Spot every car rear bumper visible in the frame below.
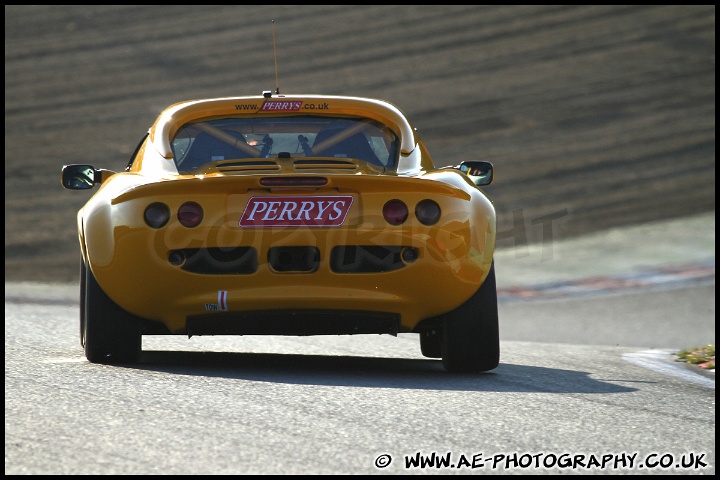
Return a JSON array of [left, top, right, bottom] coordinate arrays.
[[89, 223, 494, 333]]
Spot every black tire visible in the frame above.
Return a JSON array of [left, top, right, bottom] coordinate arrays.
[[83, 263, 142, 364], [79, 260, 86, 348], [419, 329, 442, 358], [441, 262, 500, 373]]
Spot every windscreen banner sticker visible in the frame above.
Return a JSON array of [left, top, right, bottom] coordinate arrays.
[[240, 196, 353, 227], [259, 100, 303, 111], [255, 100, 330, 112]]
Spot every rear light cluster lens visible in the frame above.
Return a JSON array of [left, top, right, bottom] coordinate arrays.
[[415, 200, 441, 226], [382, 199, 441, 226], [144, 203, 170, 229], [383, 200, 409, 225], [260, 176, 328, 186], [143, 202, 204, 228], [178, 202, 203, 228]]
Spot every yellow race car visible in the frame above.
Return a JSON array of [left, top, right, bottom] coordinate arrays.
[[61, 92, 498, 373]]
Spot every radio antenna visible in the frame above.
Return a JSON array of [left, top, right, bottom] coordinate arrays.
[[272, 20, 280, 95]]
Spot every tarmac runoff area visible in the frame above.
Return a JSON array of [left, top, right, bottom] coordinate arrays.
[[493, 210, 715, 387], [494, 211, 715, 303]]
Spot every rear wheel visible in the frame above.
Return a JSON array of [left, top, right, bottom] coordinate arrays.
[[82, 263, 141, 363], [79, 260, 86, 347], [419, 329, 442, 358], [441, 262, 499, 373]]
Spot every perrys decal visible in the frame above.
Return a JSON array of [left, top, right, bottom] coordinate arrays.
[[255, 101, 330, 111], [240, 196, 354, 227], [259, 100, 303, 111], [205, 290, 228, 311]]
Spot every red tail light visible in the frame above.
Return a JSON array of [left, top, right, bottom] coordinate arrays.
[[383, 199, 408, 225], [178, 202, 203, 228]]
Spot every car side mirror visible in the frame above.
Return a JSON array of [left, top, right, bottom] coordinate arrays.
[[458, 161, 493, 186], [61, 164, 97, 190]]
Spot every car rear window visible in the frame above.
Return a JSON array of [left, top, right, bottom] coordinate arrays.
[[171, 116, 399, 172]]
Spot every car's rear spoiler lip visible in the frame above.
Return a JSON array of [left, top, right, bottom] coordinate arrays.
[[110, 173, 471, 205]]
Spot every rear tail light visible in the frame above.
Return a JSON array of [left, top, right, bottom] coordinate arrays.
[[383, 199, 408, 225], [260, 177, 327, 186], [178, 202, 203, 228], [415, 199, 441, 225], [144, 202, 170, 228]]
